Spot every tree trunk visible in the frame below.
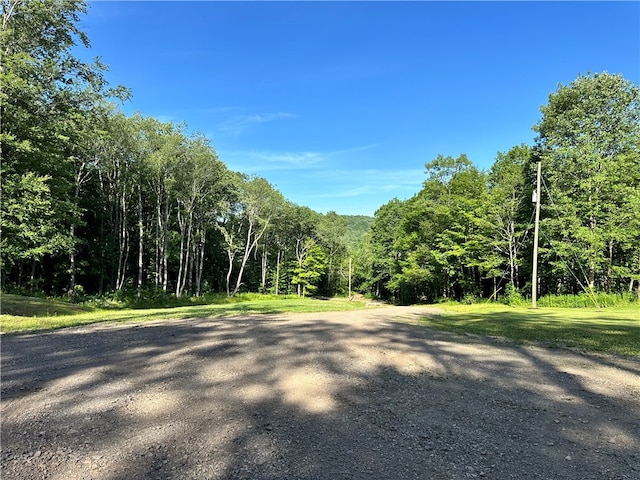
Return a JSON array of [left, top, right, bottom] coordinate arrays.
[[175, 206, 194, 298], [69, 224, 77, 303], [116, 188, 129, 291], [176, 208, 186, 297], [195, 229, 205, 297], [70, 161, 89, 302], [328, 256, 333, 294], [137, 186, 144, 301], [509, 238, 516, 287], [295, 238, 305, 297], [232, 219, 270, 297], [187, 237, 195, 296], [232, 222, 254, 297], [98, 171, 106, 295], [162, 199, 169, 294], [260, 243, 268, 293], [185, 210, 193, 294], [155, 189, 161, 290], [226, 248, 234, 297], [275, 249, 282, 295], [29, 260, 37, 289], [607, 239, 614, 291], [493, 275, 497, 301], [637, 252, 640, 301]]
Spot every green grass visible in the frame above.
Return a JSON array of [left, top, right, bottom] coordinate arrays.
[[0, 293, 366, 334], [0, 293, 95, 317], [419, 303, 640, 356], [4, 293, 638, 356]]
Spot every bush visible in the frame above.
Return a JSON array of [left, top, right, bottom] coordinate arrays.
[[503, 284, 525, 306], [462, 293, 479, 305]]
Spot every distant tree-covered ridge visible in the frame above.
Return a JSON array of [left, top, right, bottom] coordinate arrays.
[[341, 215, 374, 252]]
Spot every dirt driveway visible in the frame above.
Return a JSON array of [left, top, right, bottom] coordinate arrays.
[[2, 306, 639, 479]]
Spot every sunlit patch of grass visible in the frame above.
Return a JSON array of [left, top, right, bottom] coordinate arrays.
[[418, 304, 640, 356], [0, 294, 366, 334]]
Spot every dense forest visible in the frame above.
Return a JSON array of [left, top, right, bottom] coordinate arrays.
[[2, 1, 639, 304]]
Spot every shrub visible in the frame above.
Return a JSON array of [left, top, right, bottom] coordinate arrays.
[[503, 284, 525, 306]]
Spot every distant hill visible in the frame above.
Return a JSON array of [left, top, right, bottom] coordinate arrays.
[[341, 215, 374, 251]]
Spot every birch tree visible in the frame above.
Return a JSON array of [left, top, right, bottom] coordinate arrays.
[[230, 177, 284, 296], [534, 72, 640, 293], [486, 145, 531, 291]]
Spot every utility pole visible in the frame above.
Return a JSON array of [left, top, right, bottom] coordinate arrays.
[[531, 159, 542, 309], [348, 257, 352, 300]]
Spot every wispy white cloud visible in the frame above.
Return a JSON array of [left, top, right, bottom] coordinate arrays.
[[220, 149, 324, 171], [251, 150, 325, 167], [220, 144, 381, 171], [305, 168, 425, 199], [218, 112, 296, 138], [197, 106, 243, 115], [150, 113, 176, 124], [218, 145, 426, 215], [282, 167, 425, 216]]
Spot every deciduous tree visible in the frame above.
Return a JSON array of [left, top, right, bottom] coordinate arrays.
[[534, 72, 640, 293]]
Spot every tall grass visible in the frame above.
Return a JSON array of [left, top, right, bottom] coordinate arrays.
[[536, 292, 637, 308], [502, 290, 638, 308]]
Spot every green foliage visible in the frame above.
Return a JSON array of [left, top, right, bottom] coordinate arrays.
[[388, 154, 489, 302], [0, 172, 68, 269], [341, 215, 374, 252], [366, 198, 406, 299], [503, 284, 526, 306], [534, 72, 640, 293], [316, 212, 348, 294], [291, 239, 328, 296], [358, 72, 640, 305], [485, 145, 531, 290], [2, 0, 638, 310], [1, 0, 127, 296]]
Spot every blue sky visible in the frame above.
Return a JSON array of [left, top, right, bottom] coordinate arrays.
[[79, 1, 640, 216]]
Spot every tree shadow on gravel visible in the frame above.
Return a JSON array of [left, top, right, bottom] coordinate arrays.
[[1, 311, 639, 480]]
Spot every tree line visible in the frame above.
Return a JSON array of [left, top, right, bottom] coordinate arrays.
[[355, 73, 640, 304], [1, 0, 355, 301], [2, 2, 639, 304]]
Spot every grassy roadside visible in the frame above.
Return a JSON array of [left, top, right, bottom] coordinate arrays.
[[0, 293, 367, 334], [419, 303, 640, 356], [3, 294, 638, 356]]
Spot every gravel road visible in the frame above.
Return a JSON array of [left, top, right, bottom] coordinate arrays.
[[1, 305, 639, 480]]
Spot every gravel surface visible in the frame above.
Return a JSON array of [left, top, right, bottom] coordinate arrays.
[[1, 305, 639, 480]]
